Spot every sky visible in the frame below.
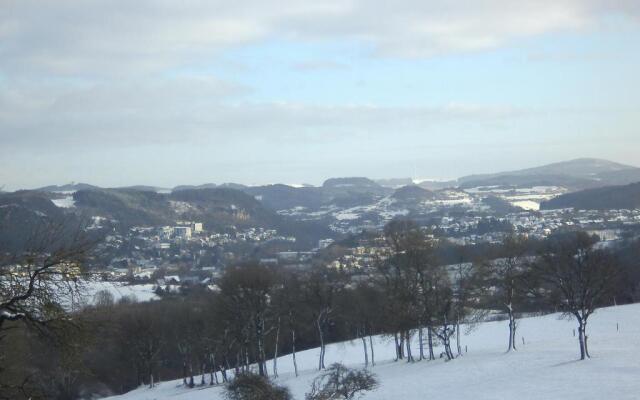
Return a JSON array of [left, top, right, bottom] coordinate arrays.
[[1, 0, 640, 190]]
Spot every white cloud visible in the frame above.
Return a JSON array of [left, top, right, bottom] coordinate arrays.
[[1, 0, 638, 77], [0, 76, 525, 152]]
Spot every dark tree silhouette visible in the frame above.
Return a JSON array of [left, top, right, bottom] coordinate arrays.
[[533, 232, 620, 360]]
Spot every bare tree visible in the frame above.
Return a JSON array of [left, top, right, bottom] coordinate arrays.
[[533, 232, 620, 360], [477, 234, 530, 352], [0, 222, 94, 334], [218, 263, 277, 377], [0, 222, 96, 396], [271, 271, 306, 377], [303, 266, 340, 371], [306, 363, 378, 400], [378, 220, 424, 363], [118, 302, 165, 387]]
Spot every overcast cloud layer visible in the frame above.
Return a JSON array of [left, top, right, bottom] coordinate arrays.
[[1, 0, 639, 189]]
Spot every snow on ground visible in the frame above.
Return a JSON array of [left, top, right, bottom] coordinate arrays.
[[85, 282, 160, 303], [52, 195, 76, 208], [104, 303, 640, 400], [511, 200, 541, 211], [334, 211, 361, 221], [465, 186, 564, 195]]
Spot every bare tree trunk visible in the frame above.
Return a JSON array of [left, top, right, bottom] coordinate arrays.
[[257, 318, 266, 377], [188, 364, 194, 388], [577, 315, 589, 360], [291, 329, 299, 377], [182, 359, 188, 385], [244, 346, 250, 372], [273, 317, 280, 378], [507, 304, 517, 352], [427, 327, 435, 360], [456, 316, 462, 357], [583, 316, 590, 358], [578, 322, 586, 360], [221, 358, 228, 383], [405, 330, 414, 362], [361, 334, 369, 367], [394, 333, 400, 361], [369, 335, 375, 367], [418, 326, 425, 361], [210, 354, 217, 385], [585, 332, 590, 358], [439, 319, 454, 361], [317, 314, 326, 370]]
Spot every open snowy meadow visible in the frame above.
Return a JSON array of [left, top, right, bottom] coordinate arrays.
[[105, 303, 640, 400]]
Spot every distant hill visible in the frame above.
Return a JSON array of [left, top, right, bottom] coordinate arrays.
[[0, 191, 72, 251], [481, 196, 523, 214], [459, 158, 640, 190], [172, 183, 248, 192], [168, 188, 332, 246], [116, 185, 170, 192], [173, 183, 218, 191], [36, 182, 101, 192], [244, 184, 324, 210], [0, 187, 335, 251], [392, 185, 436, 203], [245, 178, 392, 210], [416, 180, 458, 191], [321, 177, 391, 208], [375, 178, 456, 191], [71, 187, 333, 246], [168, 188, 277, 228], [73, 189, 174, 227], [375, 177, 414, 189], [540, 182, 640, 210]]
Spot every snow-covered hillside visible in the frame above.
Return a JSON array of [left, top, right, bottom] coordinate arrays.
[[105, 303, 640, 400]]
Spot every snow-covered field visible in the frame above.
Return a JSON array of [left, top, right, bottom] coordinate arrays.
[[104, 303, 640, 400], [83, 282, 160, 304], [52, 195, 76, 208]]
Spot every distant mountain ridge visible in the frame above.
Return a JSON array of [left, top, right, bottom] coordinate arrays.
[[36, 182, 101, 192], [5, 157, 640, 251], [245, 177, 392, 210], [458, 158, 640, 190], [28, 158, 640, 195]]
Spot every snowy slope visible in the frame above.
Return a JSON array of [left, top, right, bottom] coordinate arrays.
[[104, 303, 640, 400]]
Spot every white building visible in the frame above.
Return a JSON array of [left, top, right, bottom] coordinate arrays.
[[318, 238, 335, 249], [192, 222, 204, 233]]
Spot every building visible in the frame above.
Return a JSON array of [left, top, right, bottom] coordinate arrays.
[[174, 226, 192, 239], [191, 222, 204, 233], [318, 238, 335, 249]]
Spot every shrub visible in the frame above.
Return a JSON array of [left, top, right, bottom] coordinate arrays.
[[224, 372, 292, 400], [305, 363, 378, 400]]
